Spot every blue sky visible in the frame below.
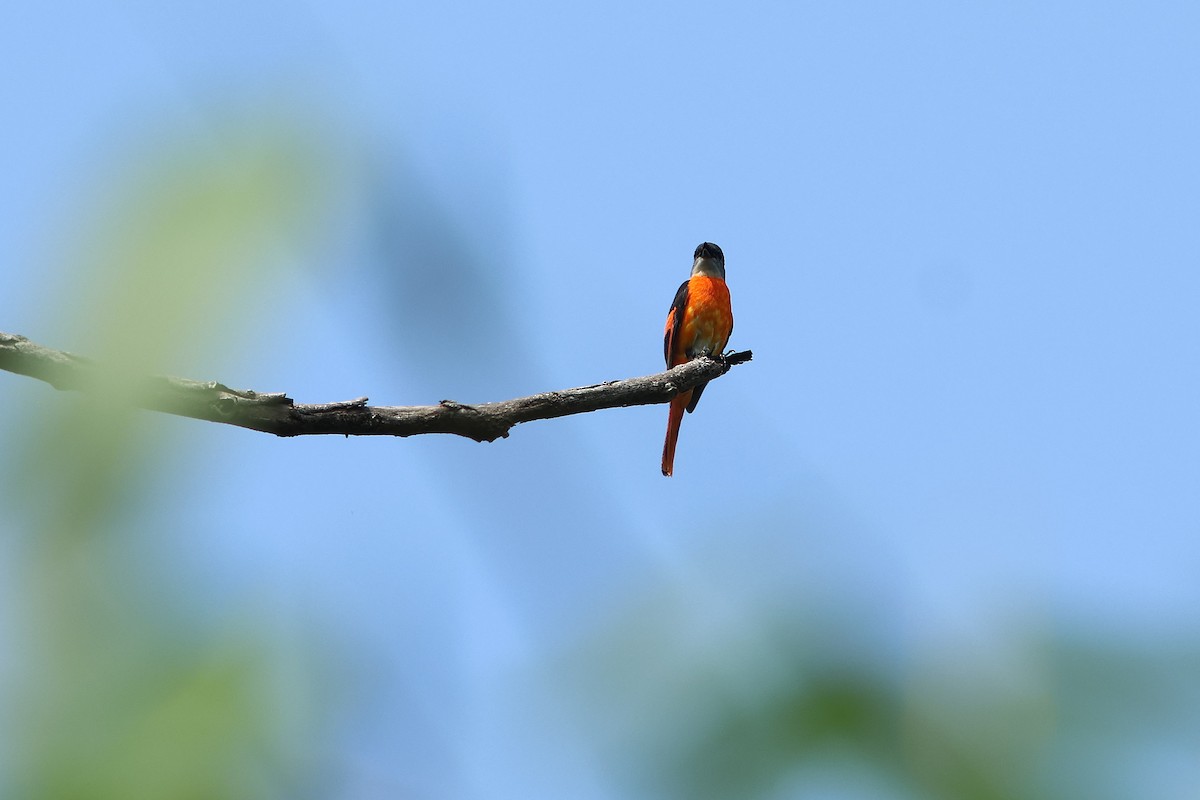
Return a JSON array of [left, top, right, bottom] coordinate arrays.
[[3, 1, 1199, 797]]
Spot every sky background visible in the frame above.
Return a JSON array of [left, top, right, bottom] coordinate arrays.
[[2, 2, 1199, 798]]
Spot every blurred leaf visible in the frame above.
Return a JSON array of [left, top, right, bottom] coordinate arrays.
[[74, 115, 329, 373], [12, 112, 329, 538], [361, 158, 530, 397], [558, 574, 1200, 800], [3, 111, 335, 799]]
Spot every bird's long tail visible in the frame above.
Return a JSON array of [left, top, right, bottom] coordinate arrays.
[[661, 391, 691, 477]]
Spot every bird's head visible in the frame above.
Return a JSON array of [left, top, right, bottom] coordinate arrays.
[[691, 242, 726, 279]]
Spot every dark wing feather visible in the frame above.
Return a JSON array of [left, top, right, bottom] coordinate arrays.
[[663, 279, 690, 367]]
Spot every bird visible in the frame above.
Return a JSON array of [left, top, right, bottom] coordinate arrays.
[[661, 242, 734, 476]]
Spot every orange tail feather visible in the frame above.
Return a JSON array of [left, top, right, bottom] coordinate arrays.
[[661, 392, 690, 477]]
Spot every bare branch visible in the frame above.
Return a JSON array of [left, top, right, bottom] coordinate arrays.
[[0, 332, 752, 442]]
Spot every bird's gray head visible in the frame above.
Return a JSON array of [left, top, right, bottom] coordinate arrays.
[[692, 242, 726, 279], [691, 242, 724, 280]]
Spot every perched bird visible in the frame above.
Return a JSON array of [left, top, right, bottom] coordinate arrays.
[[661, 242, 734, 476]]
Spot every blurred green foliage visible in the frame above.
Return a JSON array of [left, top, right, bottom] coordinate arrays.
[[3, 114, 332, 800], [559, 571, 1200, 800]]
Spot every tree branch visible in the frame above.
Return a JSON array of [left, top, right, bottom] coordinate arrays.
[[0, 332, 752, 442]]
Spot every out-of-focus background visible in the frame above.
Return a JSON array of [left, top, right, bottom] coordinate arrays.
[[2, 2, 1199, 798]]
